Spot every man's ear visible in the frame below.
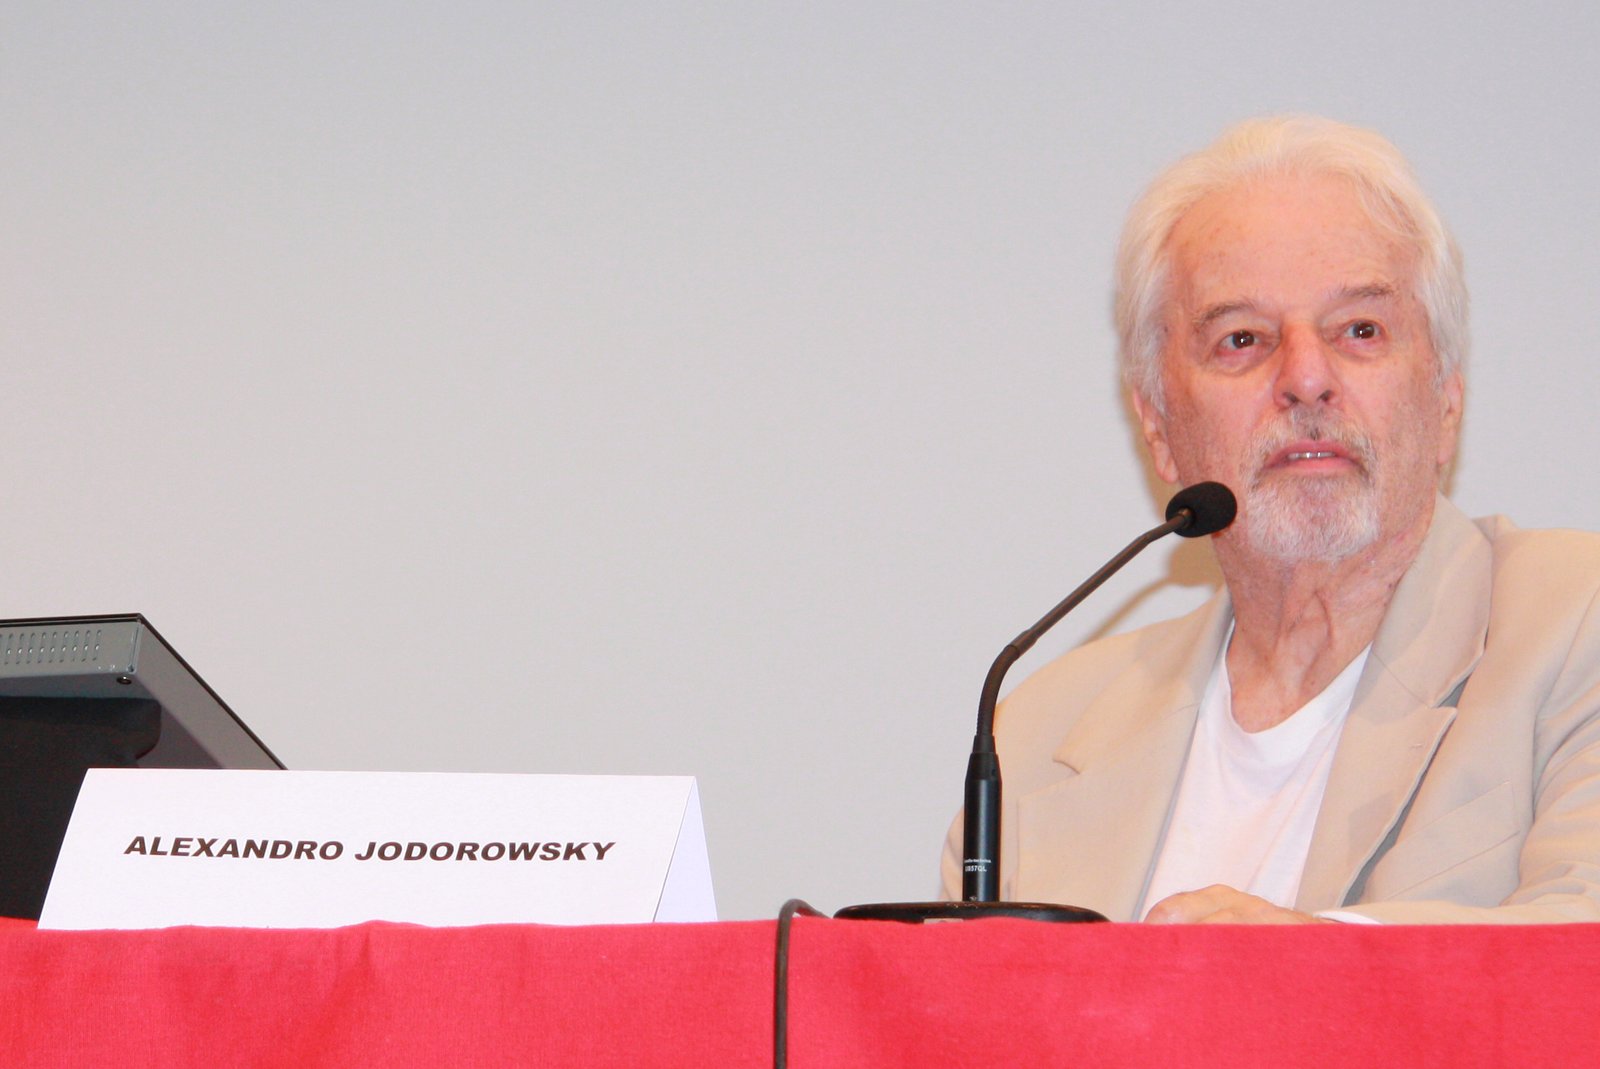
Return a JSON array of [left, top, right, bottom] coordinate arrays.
[[1436, 368, 1465, 469], [1130, 388, 1180, 485]]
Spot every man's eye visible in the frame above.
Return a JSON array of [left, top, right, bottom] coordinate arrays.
[[1222, 330, 1257, 350], [1346, 320, 1380, 340]]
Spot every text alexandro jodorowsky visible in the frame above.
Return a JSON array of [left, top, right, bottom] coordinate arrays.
[[121, 836, 616, 862]]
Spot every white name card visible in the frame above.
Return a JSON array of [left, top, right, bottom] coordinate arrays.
[[38, 769, 715, 930]]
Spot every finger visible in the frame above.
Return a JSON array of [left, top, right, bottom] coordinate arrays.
[[1143, 890, 1220, 924]]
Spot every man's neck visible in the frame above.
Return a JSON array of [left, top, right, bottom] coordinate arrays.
[[1216, 501, 1435, 732]]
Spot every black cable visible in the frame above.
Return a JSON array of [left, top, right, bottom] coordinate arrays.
[[774, 898, 823, 1069]]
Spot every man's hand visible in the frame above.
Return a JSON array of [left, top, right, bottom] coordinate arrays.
[[1142, 884, 1331, 925]]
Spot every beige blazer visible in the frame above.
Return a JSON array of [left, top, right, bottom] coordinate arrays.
[[942, 497, 1600, 923]]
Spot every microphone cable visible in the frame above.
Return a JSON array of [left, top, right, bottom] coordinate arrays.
[[774, 898, 824, 1069]]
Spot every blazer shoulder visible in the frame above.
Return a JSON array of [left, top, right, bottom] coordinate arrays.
[[1479, 517, 1600, 616]]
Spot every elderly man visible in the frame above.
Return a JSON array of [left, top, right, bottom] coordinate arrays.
[[942, 116, 1600, 924]]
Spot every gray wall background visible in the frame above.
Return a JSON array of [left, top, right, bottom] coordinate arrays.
[[5, 3, 1597, 920]]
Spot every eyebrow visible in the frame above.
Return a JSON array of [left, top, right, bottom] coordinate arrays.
[[1191, 300, 1256, 334], [1189, 282, 1401, 334], [1334, 282, 1399, 305]]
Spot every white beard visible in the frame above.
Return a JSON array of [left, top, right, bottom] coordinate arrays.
[[1242, 414, 1381, 563]]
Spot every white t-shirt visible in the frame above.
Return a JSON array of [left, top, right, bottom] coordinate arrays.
[[1139, 640, 1370, 919]]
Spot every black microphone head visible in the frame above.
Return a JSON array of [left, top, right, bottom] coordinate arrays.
[[1165, 481, 1237, 538]]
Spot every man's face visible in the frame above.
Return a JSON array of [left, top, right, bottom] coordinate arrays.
[[1133, 173, 1464, 563]]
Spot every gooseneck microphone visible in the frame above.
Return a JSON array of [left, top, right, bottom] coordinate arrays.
[[1165, 480, 1238, 538], [963, 480, 1236, 903], [836, 481, 1237, 923]]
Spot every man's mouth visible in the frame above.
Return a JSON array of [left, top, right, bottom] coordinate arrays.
[[1248, 413, 1378, 487]]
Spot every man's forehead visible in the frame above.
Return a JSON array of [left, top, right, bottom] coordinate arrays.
[[1163, 175, 1420, 316], [1170, 170, 1370, 236]]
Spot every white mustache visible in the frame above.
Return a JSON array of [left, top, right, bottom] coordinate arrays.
[[1248, 414, 1376, 488]]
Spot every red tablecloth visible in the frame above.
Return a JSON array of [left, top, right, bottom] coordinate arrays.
[[4, 914, 1596, 1066]]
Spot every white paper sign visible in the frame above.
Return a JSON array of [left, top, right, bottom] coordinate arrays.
[[38, 769, 715, 930]]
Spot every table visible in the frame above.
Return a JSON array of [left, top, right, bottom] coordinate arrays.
[[4, 914, 1595, 1066]]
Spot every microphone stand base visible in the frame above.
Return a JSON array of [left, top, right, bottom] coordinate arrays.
[[833, 900, 1107, 923]]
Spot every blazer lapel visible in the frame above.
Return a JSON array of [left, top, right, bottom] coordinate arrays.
[[1296, 497, 1492, 911], [1015, 594, 1232, 920]]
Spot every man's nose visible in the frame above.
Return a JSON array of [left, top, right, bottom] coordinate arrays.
[[1273, 324, 1338, 409]]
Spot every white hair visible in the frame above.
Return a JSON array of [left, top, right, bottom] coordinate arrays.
[[1114, 116, 1468, 410]]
